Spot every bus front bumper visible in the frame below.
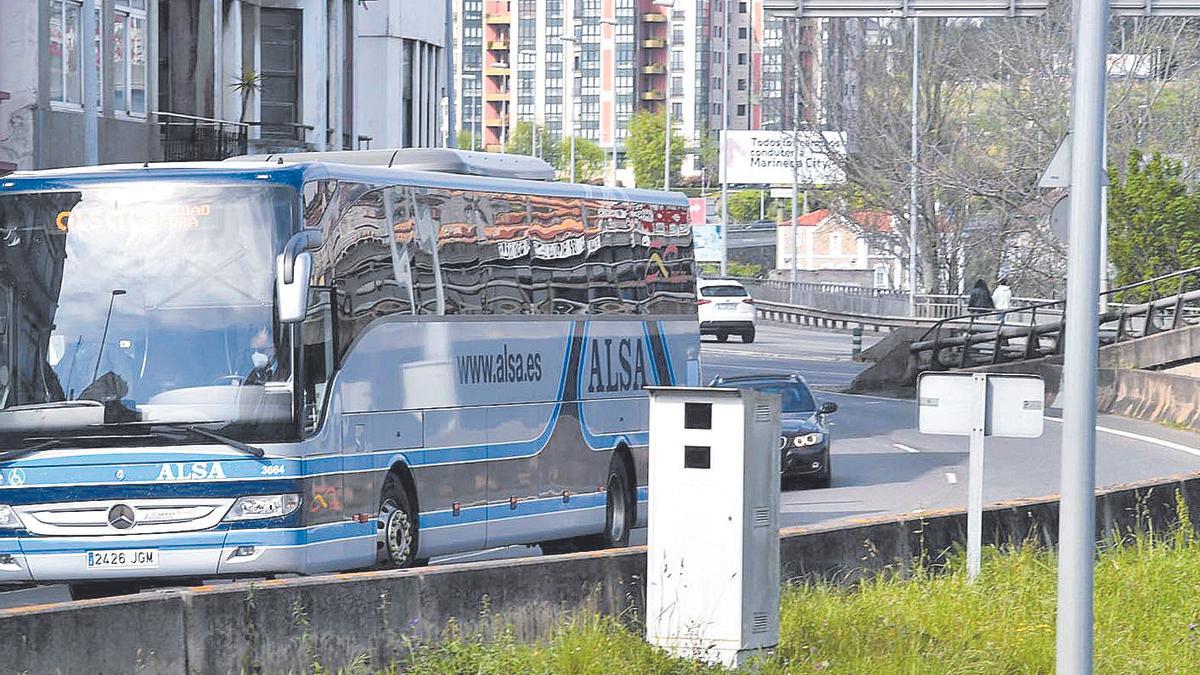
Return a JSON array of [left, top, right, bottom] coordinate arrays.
[[0, 529, 314, 584]]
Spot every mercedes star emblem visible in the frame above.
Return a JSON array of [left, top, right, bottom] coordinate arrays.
[[107, 504, 136, 530]]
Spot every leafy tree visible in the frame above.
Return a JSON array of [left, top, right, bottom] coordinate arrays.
[[626, 110, 686, 189], [558, 136, 605, 184], [507, 121, 560, 167], [1107, 150, 1200, 290], [728, 189, 767, 223], [456, 130, 482, 151]]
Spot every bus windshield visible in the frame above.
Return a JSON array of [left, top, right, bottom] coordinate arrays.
[[0, 183, 296, 443]]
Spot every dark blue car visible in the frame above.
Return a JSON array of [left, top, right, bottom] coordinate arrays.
[[709, 373, 837, 489]]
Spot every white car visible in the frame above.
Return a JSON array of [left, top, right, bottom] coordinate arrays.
[[697, 278, 756, 343]]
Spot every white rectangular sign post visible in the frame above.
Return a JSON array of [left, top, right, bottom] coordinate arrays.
[[918, 372, 1045, 580], [693, 223, 725, 263], [719, 130, 847, 185]]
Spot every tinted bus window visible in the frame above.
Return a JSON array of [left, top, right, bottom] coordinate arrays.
[[424, 188, 486, 315], [401, 187, 445, 315], [323, 190, 410, 356], [529, 194, 588, 315], [583, 199, 626, 315], [482, 193, 531, 315]]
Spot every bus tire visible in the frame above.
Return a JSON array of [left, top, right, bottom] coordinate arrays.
[[378, 473, 419, 569], [600, 453, 635, 548]]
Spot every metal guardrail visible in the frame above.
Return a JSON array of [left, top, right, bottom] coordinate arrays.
[[754, 299, 941, 333], [736, 278, 1053, 320], [910, 266, 1200, 370], [156, 111, 249, 161]]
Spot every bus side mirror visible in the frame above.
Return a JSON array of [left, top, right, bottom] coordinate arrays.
[[277, 229, 321, 323], [276, 251, 313, 323]]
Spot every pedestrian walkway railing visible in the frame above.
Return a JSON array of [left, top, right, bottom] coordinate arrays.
[[909, 266, 1200, 370], [735, 278, 1053, 320]]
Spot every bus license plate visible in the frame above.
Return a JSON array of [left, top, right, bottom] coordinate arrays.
[[86, 549, 158, 570]]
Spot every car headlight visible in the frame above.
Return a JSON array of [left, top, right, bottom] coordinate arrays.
[[0, 505, 23, 529], [224, 494, 301, 521], [793, 432, 825, 448]]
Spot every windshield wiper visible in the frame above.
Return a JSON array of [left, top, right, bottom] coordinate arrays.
[[0, 439, 64, 463], [155, 424, 266, 459]]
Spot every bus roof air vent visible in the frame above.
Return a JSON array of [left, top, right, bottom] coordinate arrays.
[[226, 148, 556, 181]]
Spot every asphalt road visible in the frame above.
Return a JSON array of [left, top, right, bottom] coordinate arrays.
[[4, 324, 1199, 608], [703, 325, 1200, 529]]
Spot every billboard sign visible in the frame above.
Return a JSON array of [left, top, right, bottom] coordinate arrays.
[[693, 224, 724, 263], [687, 198, 708, 225], [720, 130, 847, 186]]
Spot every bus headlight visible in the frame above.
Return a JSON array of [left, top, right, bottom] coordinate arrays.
[[0, 505, 23, 529], [224, 494, 301, 521], [793, 433, 825, 448]]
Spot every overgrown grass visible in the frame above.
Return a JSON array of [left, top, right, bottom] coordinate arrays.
[[381, 513, 1200, 673]]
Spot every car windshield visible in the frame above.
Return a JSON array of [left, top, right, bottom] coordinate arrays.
[[747, 382, 816, 414], [0, 183, 297, 443], [701, 285, 747, 297]]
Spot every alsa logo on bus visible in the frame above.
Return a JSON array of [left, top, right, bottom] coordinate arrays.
[[587, 338, 649, 393], [156, 462, 227, 482]]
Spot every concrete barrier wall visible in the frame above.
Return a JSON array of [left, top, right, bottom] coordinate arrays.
[[5, 472, 1200, 674]]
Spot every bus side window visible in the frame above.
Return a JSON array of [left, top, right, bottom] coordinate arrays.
[[408, 189, 446, 315], [482, 193, 530, 315], [329, 190, 412, 357]]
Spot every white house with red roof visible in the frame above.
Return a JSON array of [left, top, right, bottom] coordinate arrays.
[[776, 209, 905, 289]]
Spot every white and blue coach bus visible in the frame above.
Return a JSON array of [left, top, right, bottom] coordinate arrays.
[[0, 149, 698, 598]]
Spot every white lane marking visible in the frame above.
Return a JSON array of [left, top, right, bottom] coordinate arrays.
[[894, 443, 920, 454], [702, 348, 843, 362], [945, 472, 959, 484], [1043, 416, 1200, 458], [709, 363, 849, 377]]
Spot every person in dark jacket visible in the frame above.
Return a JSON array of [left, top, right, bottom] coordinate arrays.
[[967, 278, 994, 314]]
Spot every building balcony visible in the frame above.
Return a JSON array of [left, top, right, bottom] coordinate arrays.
[[485, 143, 504, 153], [487, 40, 510, 50], [485, 65, 512, 77], [642, 38, 667, 49], [484, 14, 511, 24], [641, 90, 666, 102], [642, 12, 667, 22], [485, 116, 510, 127], [484, 90, 511, 102], [641, 63, 667, 75]]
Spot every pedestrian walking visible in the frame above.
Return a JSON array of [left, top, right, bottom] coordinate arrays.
[[967, 278, 994, 315], [992, 277, 1012, 311]]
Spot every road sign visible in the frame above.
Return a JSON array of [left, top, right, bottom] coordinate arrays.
[[918, 372, 1045, 438], [917, 372, 1045, 582]]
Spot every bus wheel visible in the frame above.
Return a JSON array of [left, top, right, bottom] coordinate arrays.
[[600, 455, 634, 548], [378, 474, 418, 568]]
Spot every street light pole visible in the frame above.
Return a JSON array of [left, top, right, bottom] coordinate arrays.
[[601, 17, 619, 187], [790, 18, 801, 285], [655, 0, 675, 190], [1056, 0, 1108, 671], [561, 35, 579, 182], [908, 17, 920, 315], [719, 0, 730, 277]]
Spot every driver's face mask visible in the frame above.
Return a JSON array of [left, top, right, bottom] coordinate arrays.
[[251, 351, 270, 369]]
